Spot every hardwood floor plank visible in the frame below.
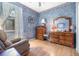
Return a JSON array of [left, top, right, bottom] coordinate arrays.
[[28, 39, 79, 56]]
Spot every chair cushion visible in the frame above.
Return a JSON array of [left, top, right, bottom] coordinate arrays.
[[11, 38, 21, 43], [0, 40, 6, 49], [0, 30, 7, 42], [0, 45, 4, 52], [4, 40, 12, 47], [9, 40, 29, 55]]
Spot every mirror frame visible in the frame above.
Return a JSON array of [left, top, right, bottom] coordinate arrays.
[[53, 16, 72, 32]]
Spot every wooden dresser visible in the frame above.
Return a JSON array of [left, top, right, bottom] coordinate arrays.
[[36, 26, 46, 40], [49, 32, 74, 48]]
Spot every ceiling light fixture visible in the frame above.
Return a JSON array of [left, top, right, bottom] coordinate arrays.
[[39, 2, 41, 7]]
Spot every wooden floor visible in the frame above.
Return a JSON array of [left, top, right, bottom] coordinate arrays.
[[28, 39, 79, 56]]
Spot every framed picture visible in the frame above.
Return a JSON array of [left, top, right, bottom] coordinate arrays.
[[28, 16, 34, 24]]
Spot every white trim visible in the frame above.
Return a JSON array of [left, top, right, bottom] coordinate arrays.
[[76, 2, 79, 53], [14, 6, 24, 39], [4, 30, 15, 32], [19, 8, 24, 39]]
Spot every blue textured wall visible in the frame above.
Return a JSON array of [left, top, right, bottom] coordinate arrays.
[[11, 2, 39, 39], [11, 2, 76, 39], [39, 2, 76, 33], [0, 2, 2, 16]]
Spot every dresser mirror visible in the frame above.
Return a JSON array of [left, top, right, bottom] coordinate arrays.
[[53, 16, 72, 32], [49, 16, 74, 48]]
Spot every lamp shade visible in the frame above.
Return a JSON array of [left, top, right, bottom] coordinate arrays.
[[41, 18, 46, 24]]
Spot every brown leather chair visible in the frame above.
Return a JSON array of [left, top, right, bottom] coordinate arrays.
[[0, 30, 30, 56]]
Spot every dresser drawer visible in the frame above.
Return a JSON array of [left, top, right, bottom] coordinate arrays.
[[49, 32, 74, 48], [59, 40, 65, 45], [37, 36, 43, 40], [64, 36, 73, 41], [49, 39, 59, 44], [64, 42, 73, 47], [36, 26, 46, 40]]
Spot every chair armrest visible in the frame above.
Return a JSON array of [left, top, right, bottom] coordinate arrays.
[[9, 40, 29, 48], [8, 39, 30, 55], [11, 38, 21, 44], [0, 46, 4, 52]]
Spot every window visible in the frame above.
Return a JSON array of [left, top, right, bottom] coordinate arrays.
[[4, 17, 15, 30]]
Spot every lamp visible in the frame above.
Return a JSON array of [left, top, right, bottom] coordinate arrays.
[[70, 25, 73, 32], [41, 18, 46, 23], [41, 18, 46, 26], [38, 2, 42, 7]]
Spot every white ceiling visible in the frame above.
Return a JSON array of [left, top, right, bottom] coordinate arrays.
[[20, 2, 66, 12]]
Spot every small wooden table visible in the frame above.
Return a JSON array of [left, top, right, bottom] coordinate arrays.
[[0, 48, 20, 56]]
